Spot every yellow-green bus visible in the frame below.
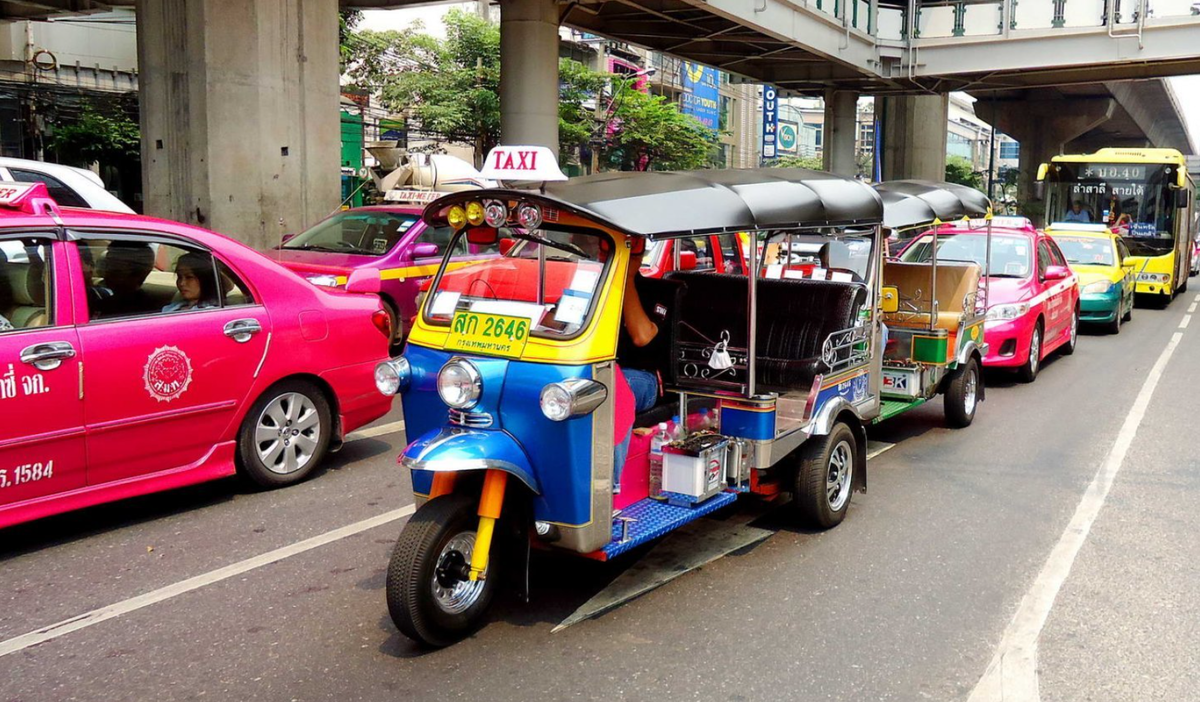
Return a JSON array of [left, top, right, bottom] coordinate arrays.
[[1039, 148, 1195, 304]]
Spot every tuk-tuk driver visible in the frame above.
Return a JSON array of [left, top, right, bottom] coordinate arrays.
[[613, 241, 661, 494]]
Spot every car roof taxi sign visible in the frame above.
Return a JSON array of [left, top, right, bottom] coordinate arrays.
[[0, 180, 60, 217], [479, 145, 566, 182]]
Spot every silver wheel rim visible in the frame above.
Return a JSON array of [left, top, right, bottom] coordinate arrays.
[[963, 368, 978, 415], [1070, 312, 1078, 346], [1029, 329, 1041, 374], [826, 440, 853, 512], [432, 532, 486, 614], [254, 392, 321, 475]]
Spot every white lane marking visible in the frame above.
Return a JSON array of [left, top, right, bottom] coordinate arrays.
[[0, 504, 417, 659], [347, 419, 406, 441], [1194, 293, 1200, 303], [866, 441, 896, 460], [968, 329, 1185, 702], [1187, 302, 1197, 314], [1180, 315, 1191, 330]]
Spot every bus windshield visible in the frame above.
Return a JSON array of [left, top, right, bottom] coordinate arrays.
[[1045, 162, 1180, 256]]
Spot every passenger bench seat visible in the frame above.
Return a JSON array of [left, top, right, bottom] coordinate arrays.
[[882, 261, 981, 332]]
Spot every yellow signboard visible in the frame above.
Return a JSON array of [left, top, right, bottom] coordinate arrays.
[[444, 311, 530, 359]]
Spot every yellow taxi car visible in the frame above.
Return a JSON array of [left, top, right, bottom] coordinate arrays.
[[1048, 225, 1136, 334]]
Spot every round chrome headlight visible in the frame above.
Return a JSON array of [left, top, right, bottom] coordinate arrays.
[[437, 358, 482, 409], [375, 357, 410, 396], [539, 378, 607, 422]]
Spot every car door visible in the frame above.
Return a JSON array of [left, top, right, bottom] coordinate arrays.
[[1043, 237, 1074, 341], [72, 232, 272, 486], [0, 234, 86, 512]]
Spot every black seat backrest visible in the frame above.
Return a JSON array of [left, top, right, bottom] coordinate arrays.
[[667, 271, 867, 389], [617, 274, 687, 385]]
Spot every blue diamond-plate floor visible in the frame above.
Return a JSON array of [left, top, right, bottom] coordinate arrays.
[[603, 491, 738, 559]]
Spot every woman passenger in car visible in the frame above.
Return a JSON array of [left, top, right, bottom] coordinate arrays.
[[162, 252, 220, 312]]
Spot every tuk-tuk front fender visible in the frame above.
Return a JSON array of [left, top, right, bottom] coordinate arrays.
[[401, 426, 540, 495]]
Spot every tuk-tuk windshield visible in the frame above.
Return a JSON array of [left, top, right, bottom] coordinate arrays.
[[282, 211, 419, 256], [424, 227, 612, 339], [900, 231, 1029, 278]]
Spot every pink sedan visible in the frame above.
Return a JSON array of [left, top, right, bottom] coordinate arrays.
[[0, 183, 402, 529], [897, 221, 1080, 382]]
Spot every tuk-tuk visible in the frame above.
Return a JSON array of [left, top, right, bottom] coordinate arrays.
[[874, 181, 992, 427], [386, 148, 891, 646]]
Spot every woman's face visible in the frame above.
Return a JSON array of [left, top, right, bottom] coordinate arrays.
[[176, 265, 201, 301]]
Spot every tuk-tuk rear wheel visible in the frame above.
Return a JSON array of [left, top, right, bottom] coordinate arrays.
[[387, 493, 499, 648], [793, 422, 857, 530], [944, 358, 980, 428]]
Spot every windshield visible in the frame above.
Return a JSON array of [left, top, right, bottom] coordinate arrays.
[[1045, 162, 1180, 256], [900, 232, 1029, 278], [762, 231, 874, 282], [1053, 236, 1114, 267], [283, 211, 418, 256], [424, 227, 611, 339]]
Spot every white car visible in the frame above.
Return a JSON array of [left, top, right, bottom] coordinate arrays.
[[0, 157, 133, 213]]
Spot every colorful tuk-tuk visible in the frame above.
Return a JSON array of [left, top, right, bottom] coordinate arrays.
[[874, 181, 992, 427], [386, 149, 891, 646]]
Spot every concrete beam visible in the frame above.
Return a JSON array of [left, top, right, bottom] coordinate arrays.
[[823, 88, 858, 177], [138, 0, 340, 249], [499, 0, 559, 154], [878, 94, 949, 182]]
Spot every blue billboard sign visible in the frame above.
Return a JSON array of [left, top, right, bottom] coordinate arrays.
[[680, 62, 720, 131], [761, 85, 778, 160]]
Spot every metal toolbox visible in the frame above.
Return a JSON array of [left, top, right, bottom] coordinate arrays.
[[662, 432, 729, 501]]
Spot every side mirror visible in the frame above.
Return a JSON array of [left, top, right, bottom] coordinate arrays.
[[498, 238, 516, 256], [1122, 260, 1137, 269], [280, 233, 297, 244], [678, 251, 697, 270], [880, 286, 899, 313], [1034, 181, 1045, 200], [1176, 188, 1190, 209], [1044, 264, 1070, 281], [466, 226, 498, 247], [345, 268, 382, 294], [411, 242, 440, 259]]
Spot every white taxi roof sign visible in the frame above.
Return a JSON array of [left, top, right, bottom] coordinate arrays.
[[479, 145, 566, 182], [0, 181, 42, 207]]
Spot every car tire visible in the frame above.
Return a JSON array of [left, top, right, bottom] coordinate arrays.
[[1016, 322, 1042, 384], [237, 379, 333, 489], [1061, 308, 1078, 355], [381, 298, 402, 353], [1106, 305, 1122, 335], [387, 493, 500, 648], [793, 422, 857, 530], [944, 357, 981, 428], [1179, 278, 1189, 294], [1122, 297, 1133, 322]]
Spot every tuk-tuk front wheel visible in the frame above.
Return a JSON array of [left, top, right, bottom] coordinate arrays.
[[944, 358, 981, 428], [793, 422, 857, 529], [387, 493, 499, 647]]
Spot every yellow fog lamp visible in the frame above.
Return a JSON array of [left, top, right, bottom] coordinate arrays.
[[466, 201, 486, 226], [447, 205, 467, 230]]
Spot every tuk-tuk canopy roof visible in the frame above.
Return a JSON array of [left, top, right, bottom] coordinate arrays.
[[424, 168, 883, 239], [873, 180, 991, 231]]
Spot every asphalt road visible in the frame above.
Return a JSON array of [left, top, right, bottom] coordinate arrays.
[[2, 291, 1197, 702]]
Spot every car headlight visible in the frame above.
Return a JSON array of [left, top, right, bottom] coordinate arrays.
[[437, 358, 482, 409], [1082, 280, 1111, 294], [306, 274, 341, 288], [986, 302, 1030, 321], [375, 357, 410, 396], [539, 378, 608, 421]]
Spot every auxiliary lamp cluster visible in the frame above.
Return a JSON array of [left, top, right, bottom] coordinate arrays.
[[445, 200, 544, 231]]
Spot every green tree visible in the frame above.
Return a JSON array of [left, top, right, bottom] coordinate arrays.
[[338, 9, 364, 72], [600, 86, 713, 171], [945, 155, 982, 189], [770, 153, 823, 170], [46, 104, 140, 168]]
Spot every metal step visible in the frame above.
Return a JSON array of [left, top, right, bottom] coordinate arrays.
[[874, 397, 926, 423], [602, 491, 739, 560]]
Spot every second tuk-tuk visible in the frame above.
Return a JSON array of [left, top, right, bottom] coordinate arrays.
[[873, 181, 993, 427], [386, 152, 909, 646]]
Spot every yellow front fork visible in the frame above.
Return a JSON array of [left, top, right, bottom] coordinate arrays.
[[469, 469, 508, 581]]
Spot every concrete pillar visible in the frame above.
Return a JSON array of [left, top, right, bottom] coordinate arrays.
[[137, 0, 339, 250], [823, 89, 859, 177], [981, 97, 1115, 224], [499, 0, 560, 156], [878, 94, 950, 182]]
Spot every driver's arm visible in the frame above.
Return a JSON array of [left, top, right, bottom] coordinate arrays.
[[622, 252, 659, 348]]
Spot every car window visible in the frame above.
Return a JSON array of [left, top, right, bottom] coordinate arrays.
[[78, 238, 225, 321], [1036, 240, 1052, 280], [282, 211, 418, 256], [7, 168, 90, 209], [1046, 239, 1068, 267], [1116, 239, 1130, 263], [0, 237, 54, 332], [413, 225, 461, 259], [718, 234, 744, 274], [217, 260, 255, 307], [678, 237, 715, 271]]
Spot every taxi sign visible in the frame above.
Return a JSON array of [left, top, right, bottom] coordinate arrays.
[[479, 145, 566, 182], [0, 180, 58, 216], [444, 311, 530, 359], [384, 189, 442, 204]]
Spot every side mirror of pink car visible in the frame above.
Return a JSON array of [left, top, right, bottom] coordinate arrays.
[[345, 268, 382, 294], [1044, 264, 1071, 281]]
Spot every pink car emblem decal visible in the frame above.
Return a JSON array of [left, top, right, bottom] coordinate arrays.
[[144, 345, 193, 402]]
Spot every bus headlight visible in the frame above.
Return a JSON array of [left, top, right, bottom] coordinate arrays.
[[437, 358, 482, 409], [375, 357, 410, 396], [539, 378, 608, 421], [1081, 280, 1111, 294]]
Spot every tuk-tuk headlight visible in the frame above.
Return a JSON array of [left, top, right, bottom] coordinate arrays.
[[539, 378, 608, 422], [375, 357, 410, 396], [466, 201, 486, 226], [437, 358, 482, 409], [484, 202, 508, 227]]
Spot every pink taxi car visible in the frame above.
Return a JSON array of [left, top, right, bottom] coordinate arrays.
[[0, 183, 403, 529], [898, 220, 1080, 382]]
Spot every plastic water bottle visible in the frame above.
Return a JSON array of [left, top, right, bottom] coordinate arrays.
[[697, 407, 713, 431], [649, 423, 668, 498], [671, 415, 684, 440]]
